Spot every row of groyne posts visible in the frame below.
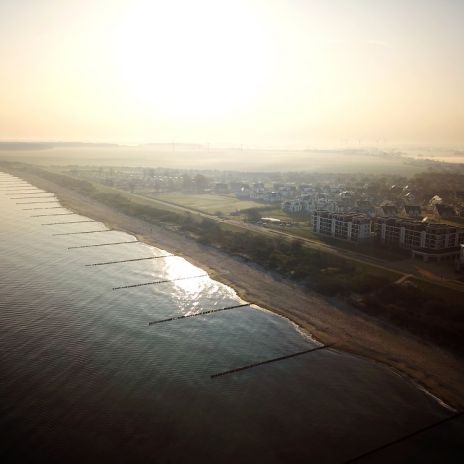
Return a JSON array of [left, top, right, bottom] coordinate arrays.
[[1, 172, 462, 462]]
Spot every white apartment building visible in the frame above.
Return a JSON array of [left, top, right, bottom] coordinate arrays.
[[373, 217, 464, 261], [282, 199, 304, 213], [313, 211, 371, 242]]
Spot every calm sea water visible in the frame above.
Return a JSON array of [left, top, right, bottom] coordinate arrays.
[[0, 172, 463, 463]]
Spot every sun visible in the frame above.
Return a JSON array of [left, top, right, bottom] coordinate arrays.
[[112, 0, 270, 119]]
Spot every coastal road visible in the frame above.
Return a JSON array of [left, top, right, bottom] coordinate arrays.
[[141, 193, 464, 294]]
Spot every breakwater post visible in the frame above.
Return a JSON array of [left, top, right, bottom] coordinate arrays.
[[148, 303, 250, 325], [211, 344, 334, 379], [113, 274, 207, 290]]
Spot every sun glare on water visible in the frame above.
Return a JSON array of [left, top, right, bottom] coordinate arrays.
[[162, 256, 209, 297], [112, 0, 270, 118]]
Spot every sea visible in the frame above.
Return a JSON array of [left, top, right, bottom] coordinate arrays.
[[0, 172, 463, 463]]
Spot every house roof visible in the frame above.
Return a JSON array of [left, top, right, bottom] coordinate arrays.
[[435, 203, 456, 216]]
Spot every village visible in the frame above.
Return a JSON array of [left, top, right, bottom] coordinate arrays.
[[66, 166, 464, 270]]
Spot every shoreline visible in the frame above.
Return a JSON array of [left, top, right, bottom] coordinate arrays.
[[8, 170, 464, 410]]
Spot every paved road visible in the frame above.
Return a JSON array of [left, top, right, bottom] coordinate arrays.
[[128, 193, 464, 294]]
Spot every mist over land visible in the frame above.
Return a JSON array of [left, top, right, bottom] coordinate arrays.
[[1, 141, 462, 174]]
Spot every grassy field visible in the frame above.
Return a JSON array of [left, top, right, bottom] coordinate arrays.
[[150, 192, 269, 215], [146, 191, 310, 224], [259, 207, 308, 223]]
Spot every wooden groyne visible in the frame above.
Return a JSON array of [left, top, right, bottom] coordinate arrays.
[[53, 229, 114, 236], [10, 195, 54, 199], [0, 184, 29, 187], [2, 191, 40, 194], [23, 207, 64, 211], [113, 274, 208, 290], [0, 181, 28, 184], [31, 213, 75, 217], [85, 255, 173, 267], [148, 303, 250, 326], [211, 344, 333, 379], [17, 201, 59, 204], [345, 412, 463, 463], [1, 189, 41, 192], [68, 241, 139, 249], [7, 191, 48, 194], [42, 220, 95, 226], [4, 188, 43, 191]]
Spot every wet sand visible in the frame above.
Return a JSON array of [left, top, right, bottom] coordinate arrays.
[[10, 171, 464, 410]]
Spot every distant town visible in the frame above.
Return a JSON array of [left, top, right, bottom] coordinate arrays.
[[65, 165, 464, 272]]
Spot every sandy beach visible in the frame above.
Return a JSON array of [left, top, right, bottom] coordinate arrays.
[[10, 171, 464, 410]]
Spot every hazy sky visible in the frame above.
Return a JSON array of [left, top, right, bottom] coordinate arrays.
[[1, 0, 463, 146]]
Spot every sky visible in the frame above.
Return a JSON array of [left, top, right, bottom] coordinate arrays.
[[1, 0, 463, 147]]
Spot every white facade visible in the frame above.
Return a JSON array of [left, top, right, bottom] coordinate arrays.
[[313, 211, 371, 242], [374, 218, 464, 250]]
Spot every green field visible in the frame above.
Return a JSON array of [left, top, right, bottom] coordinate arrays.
[[151, 192, 266, 215]]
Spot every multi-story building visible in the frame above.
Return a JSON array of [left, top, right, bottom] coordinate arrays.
[[313, 211, 371, 242], [373, 217, 464, 261], [263, 191, 282, 203], [282, 199, 304, 213]]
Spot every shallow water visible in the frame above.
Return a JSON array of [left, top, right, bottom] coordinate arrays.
[[0, 172, 462, 463]]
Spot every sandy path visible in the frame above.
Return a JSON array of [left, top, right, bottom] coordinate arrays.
[[9, 171, 464, 410]]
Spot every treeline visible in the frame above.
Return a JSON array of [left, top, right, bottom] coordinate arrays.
[[182, 216, 391, 295], [411, 172, 464, 201]]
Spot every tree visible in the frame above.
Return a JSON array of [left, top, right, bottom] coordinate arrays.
[[194, 174, 210, 192], [243, 208, 261, 222]]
